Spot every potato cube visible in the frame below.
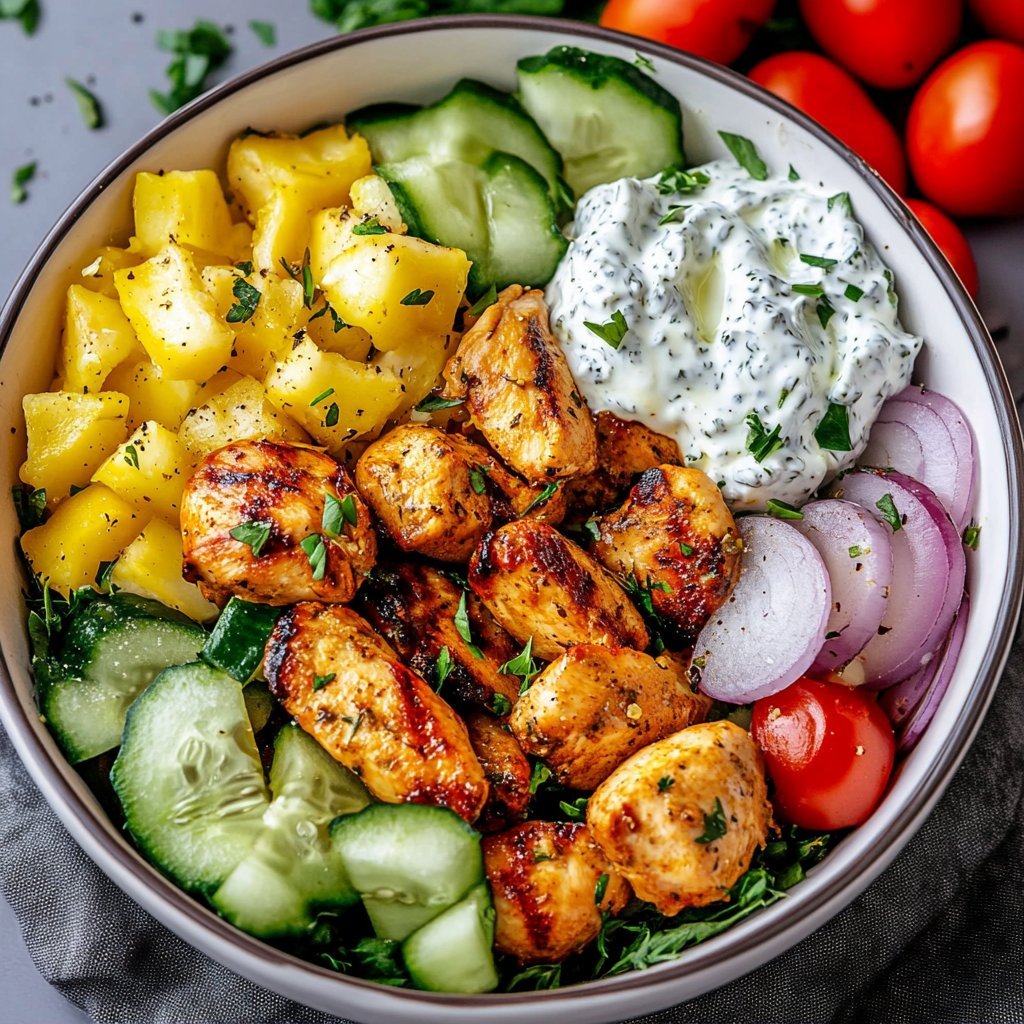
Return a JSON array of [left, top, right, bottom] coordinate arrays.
[[320, 233, 469, 352], [60, 285, 145, 393], [110, 518, 217, 622], [115, 243, 234, 381], [77, 246, 140, 300], [178, 375, 308, 458], [20, 484, 146, 594], [375, 334, 455, 414], [302, 308, 373, 363], [308, 206, 357, 286], [92, 420, 195, 523], [20, 391, 129, 504], [350, 174, 406, 233], [104, 359, 201, 432], [265, 338, 404, 450], [132, 170, 235, 258]]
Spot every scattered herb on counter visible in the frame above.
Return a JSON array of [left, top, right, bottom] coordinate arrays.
[[230, 520, 271, 557], [65, 77, 104, 129], [718, 131, 768, 181], [694, 796, 728, 844], [249, 19, 276, 46], [226, 276, 261, 323], [1, 0, 40, 34], [583, 309, 628, 349], [310, 0, 566, 34], [875, 492, 903, 532], [10, 161, 36, 204], [151, 19, 232, 115], [814, 402, 852, 452]]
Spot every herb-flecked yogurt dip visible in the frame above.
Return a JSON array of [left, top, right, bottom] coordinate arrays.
[[545, 159, 923, 509]]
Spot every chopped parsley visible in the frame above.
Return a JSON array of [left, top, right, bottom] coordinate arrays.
[[226, 276, 261, 323], [492, 693, 512, 717], [499, 637, 540, 694], [468, 283, 498, 317], [10, 161, 35, 204], [529, 760, 552, 794], [844, 283, 865, 302], [520, 481, 560, 517], [658, 776, 674, 792], [151, 19, 232, 115], [309, 299, 349, 332], [235, 260, 254, 276], [766, 499, 803, 520], [400, 288, 434, 306], [694, 796, 728, 844], [65, 78, 104, 130], [827, 192, 853, 216], [656, 166, 710, 196], [230, 520, 271, 557], [313, 672, 335, 691], [310, 387, 335, 406], [583, 309, 628, 349], [679, 542, 694, 557], [352, 216, 387, 236], [249, 19, 276, 46], [718, 131, 768, 181], [324, 402, 340, 428], [454, 591, 483, 659], [745, 411, 783, 463], [95, 558, 118, 593], [788, 164, 800, 181], [469, 464, 489, 495], [122, 444, 140, 469], [814, 402, 852, 452], [415, 392, 464, 413], [434, 645, 453, 692], [658, 204, 690, 226], [875, 492, 903, 532], [884, 269, 897, 307], [848, 544, 868, 558], [300, 533, 328, 580], [800, 253, 838, 269], [963, 520, 981, 550]]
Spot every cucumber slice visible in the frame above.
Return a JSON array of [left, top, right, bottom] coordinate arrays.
[[331, 803, 484, 940], [349, 79, 563, 202], [201, 597, 283, 683], [211, 725, 370, 937], [402, 884, 498, 994], [517, 46, 684, 196], [242, 680, 275, 735], [379, 151, 567, 295], [41, 596, 206, 763], [111, 662, 269, 894]]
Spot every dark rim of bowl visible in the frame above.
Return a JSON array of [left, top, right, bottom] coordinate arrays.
[[1, 12, 1021, 1012]]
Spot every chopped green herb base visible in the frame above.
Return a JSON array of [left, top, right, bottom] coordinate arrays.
[[718, 131, 768, 181], [230, 520, 271, 557], [400, 287, 434, 306], [766, 498, 803, 520], [226, 276, 261, 323], [10, 161, 36, 204], [468, 283, 498, 317], [814, 402, 852, 452], [300, 533, 328, 580], [434, 645, 453, 691], [695, 797, 728, 844], [745, 411, 783, 463], [313, 672, 335, 691], [656, 166, 710, 196], [151, 19, 232, 115], [583, 310, 628, 349], [65, 78, 104, 129], [876, 492, 903, 532], [415, 392, 464, 413], [249, 19, 276, 46], [520, 481, 559, 517], [962, 520, 981, 550], [353, 216, 387, 236], [454, 591, 483, 659]]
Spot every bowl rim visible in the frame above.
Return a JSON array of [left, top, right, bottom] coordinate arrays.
[[1, 12, 1022, 1015]]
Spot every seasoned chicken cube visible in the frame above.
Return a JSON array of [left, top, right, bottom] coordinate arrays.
[[510, 645, 711, 791], [264, 602, 488, 822], [483, 821, 630, 963], [565, 411, 682, 518], [469, 520, 649, 661], [355, 561, 521, 709], [587, 721, 771, 914], [592, 465, 742, 646], [465, 710, 531, 833], [443, 285, 597, 484], [181, 439, 375, 607]]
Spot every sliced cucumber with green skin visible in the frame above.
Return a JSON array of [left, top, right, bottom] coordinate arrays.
[[201, 597, 283, 683], [211, 725, 370, 937], [379, 151, 567, 295], [402, 883, 498, 994], [517, 46, 685, 196], [331, 803, 484, 941], [242, 679, 275, 735], [348, 79, 563, 202], [111, 662, 269, 894], [40, 596, 206, 763]]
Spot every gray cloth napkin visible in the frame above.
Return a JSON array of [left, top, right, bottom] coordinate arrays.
[[1, 623, 1022, 1024]]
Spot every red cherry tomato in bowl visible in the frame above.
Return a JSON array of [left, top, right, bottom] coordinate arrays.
[[905, 199, 979, 299], [599, 0, 776, 65], [751, 677, 895, 831], [799, 0, 961, 89], [906, 41, 1024, 217], [968, 0, 1024, 46], [748, 52, 907, 194]]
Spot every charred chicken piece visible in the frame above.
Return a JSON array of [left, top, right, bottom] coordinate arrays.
[[464, 709, 532, 833]]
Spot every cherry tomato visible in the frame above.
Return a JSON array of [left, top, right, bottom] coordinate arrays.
[[906, 41, 1024, 217], [905, 199, 979, 298], [748, 52, 907, 194], [968, 0, 1024, 46], [751, 677, 895, 830], [599, 0, 776, 65], [799, 0, 961, 89]]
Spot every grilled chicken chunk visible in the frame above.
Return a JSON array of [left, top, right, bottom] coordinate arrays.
[[469, 520, 649, 661], [587, 721, 771, 914], [510, 645, 712, 791], [593, 466, 742, 646], [181, 439, 376, 607], [483, 821, 630, 962], [565, 411, 683, 517], [355, 561, 521, 709], [443, 285, 597, 484], [263, 602, 488, 822], [465, 710, 531, 833]]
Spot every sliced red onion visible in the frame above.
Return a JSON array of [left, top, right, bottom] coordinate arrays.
[[835, 471, 961, 687], [860, 417, 926, 479], [793, 500, 895, 674], [892, 595, 970, 752], [890, 386, 977, 531], [694, 516, 831, 704]]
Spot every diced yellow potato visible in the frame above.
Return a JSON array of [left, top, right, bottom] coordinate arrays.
[[91, 420, 195, 523], [194, 367, 244, 402], [321, 233, 469, 351], [20, 484, 146, 594], [104, 360, 200, 432], [308, 206, 357, 286], [375, 334, 455, 414], [110, 518, 217, 622], [178, 375, 308, 458], [132, 170, 235, 258], [350, 174, 406, 233], [265, 338, 403, 449], [115, 243, 234, 382], [77, 246, 140, 300], [302, 308, 373, 362], [60, 285, 145, 393], [20, 391, 129, 504]]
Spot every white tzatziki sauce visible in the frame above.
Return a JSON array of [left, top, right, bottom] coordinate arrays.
[[545, 159, 923, 508]]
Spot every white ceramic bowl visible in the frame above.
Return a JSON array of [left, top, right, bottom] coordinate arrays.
[[0, 16, 1021, 1024]]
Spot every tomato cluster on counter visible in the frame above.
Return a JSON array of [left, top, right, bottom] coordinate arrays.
[[599, 0, 1024, 298]]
